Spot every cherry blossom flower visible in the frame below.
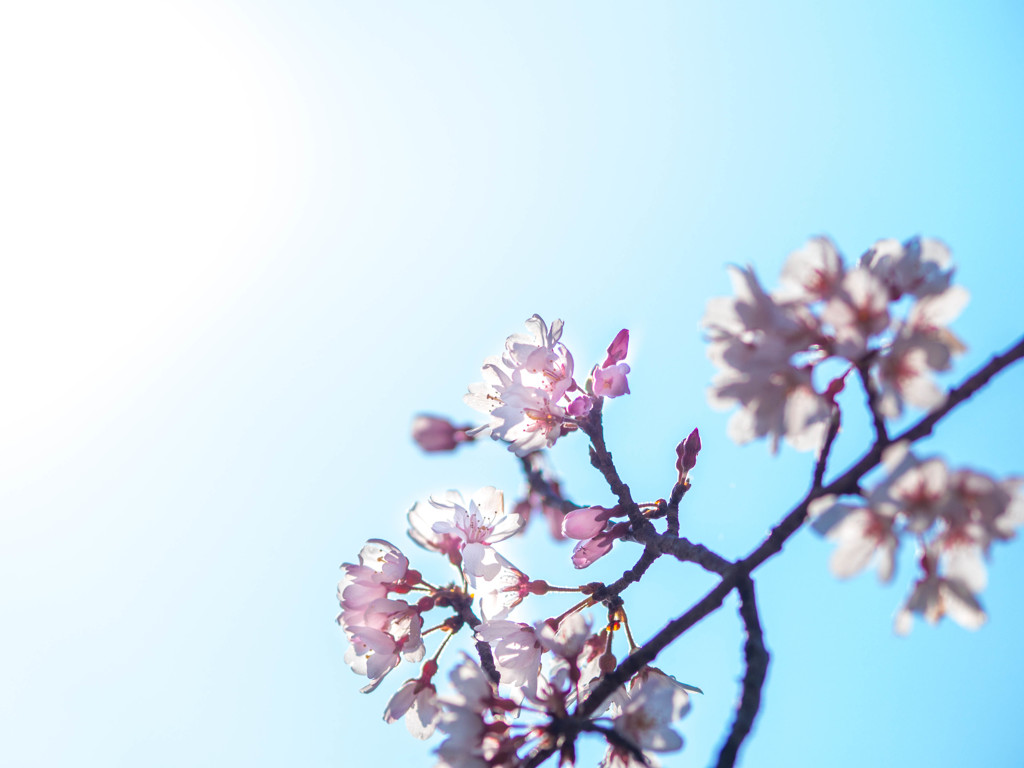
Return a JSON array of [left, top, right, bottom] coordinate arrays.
[[475, 620, 543, 693], [777, 236, 845, 302], [385, 677, 442, 739], [428, 487, 523, 585], [435, 656, 520, 768], [465, 315, 579, 456], [408, 492, 467, 566], [338, 540, 418, 628], [536, 612, 591, 661], [820, 267, 890, 361], [874, 285, 968, 417], [894, 550, 986, 635], [709, 362, 831, 453], [593, 363, 631, 398], [810, 496, 899, 582], [474, 551, 533, 620], [601, 668, 692, 768], [859, 236, 953, 301]]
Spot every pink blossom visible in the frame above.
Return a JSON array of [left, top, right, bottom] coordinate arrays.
[[475, 551, 533, 620], [475, 620, 543, 691], [602, 668, 692, 767], [407, 492, 466, 565], [385, 679, 442, 739], [821, 267, 890, 361], [810, 497, 899, 582], [429, 487, 523, 584], [536, 612, 591, 660], [859, 236, 953, 301], [709, 363, 831, 453], [894, 551, 986, 635], [593, 363, 631, 398], [777, 236, 845, 302]]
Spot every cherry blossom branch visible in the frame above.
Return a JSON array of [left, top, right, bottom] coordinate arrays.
[[856, 356, 890, 446], [651, 533, 732, 576], [812, 406, 841, 492], [519, 453, 580, 513], [714, 574, 769, 768], [578, 400, 644, 526], [535, 333, 1024, 767], [665, 477, 690, 537]]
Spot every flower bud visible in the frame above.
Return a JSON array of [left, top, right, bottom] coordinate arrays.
[[411, 415, 472, 452], [675, 427, 701, 481]]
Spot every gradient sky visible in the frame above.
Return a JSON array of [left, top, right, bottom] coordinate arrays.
[[3, 2, 1024, 767]]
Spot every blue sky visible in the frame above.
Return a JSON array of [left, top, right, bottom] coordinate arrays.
[[2, 1, 1024, 766]]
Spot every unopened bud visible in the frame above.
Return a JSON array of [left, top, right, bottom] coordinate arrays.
[[675, 427, 701, 481], [598, 652, 618, 674], [411, 415, 473, 452], [602, 328, 630, 367]]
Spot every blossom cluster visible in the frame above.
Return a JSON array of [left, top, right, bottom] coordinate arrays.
[[337, 483, 697, 766], [703, 236, 968, 452], [464, 316, 631, 456], [812, 442, 1024, 633]]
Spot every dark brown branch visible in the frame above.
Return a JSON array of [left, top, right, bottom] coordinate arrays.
[[578, 400, 644, 526], [652, 534, 732, 576], [856, 358, 890, 446], [665, 477, 690, 537], [812, 405, 841, 491], [714, 575, 769, 768]]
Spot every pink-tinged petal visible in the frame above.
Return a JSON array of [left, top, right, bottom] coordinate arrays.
[[562, 506, 614, 540], [602, 329, 630, 367], [940, 580, 987, 631], [942, 544, 988, 593], [778, 236, 844, 301], [384, 680, 417, 723], [406, 687, 441, 739]]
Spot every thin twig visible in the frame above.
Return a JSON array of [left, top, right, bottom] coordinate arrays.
[[714, 575, 769, 768], [856, 357, 890, 446], [665, 478, 690, 537], [578, 399, 644, 526], [812, 405, 841, 491]]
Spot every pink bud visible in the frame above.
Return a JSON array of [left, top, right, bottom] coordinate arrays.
[[602, 329, 630, 367], [570, 523, 629, 569], [411, 415, 472, 452], [562, 505, 616, 540], [675, 428, 701, 479], [567, 395, 594, 417]]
